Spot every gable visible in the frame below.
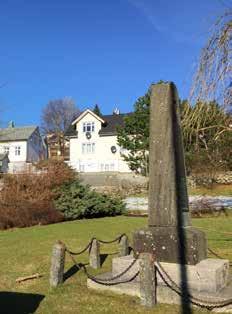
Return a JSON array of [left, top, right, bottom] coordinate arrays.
[[65, 112, 132, 137], [71, 109, 105, 126]]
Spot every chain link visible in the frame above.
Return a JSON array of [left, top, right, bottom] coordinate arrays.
[[82, 264, 140, 286], [66, 250, 139, 286], [66, 239, 93, 256], [97, 233, 126, 244], [65, 234, 126, 256], [87, 256, 139, 282], [208, 247, 232, 266], [155, 261, 232, 310]]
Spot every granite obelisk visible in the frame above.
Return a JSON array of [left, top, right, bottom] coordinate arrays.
[[133, 82, 207, 265]]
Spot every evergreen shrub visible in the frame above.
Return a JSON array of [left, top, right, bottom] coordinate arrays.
[[55, 180, 125, 219]]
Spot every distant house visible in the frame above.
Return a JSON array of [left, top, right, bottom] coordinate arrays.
[[65, 109, 132, 173], [46, 133, 70, 161], [0, 153, 9, 173], [0, 122, 47, 173]]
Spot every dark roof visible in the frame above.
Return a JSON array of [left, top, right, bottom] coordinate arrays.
[[99, 113, 132, 136], [65, 113, 132, 137], [0, 126, 37, 142]]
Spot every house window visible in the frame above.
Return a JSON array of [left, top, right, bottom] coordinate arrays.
[[100, 163, 116, 172], [80, 164, 85, 172], [15, 146, 21, 156], [83, 122, 95, 133], [4, 146, 9, 154], [82, 143, 95, 154]]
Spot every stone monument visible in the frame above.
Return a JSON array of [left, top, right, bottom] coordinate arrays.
[[133, 82, 207, 265], [87, 82, 230, 309]]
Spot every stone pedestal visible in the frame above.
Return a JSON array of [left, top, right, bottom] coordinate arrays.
[[112, 255, 230, 293], [133, 226, 207, 265]]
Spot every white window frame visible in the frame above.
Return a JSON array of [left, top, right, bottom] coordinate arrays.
[[83, 121, 95, 133], [4, 146, 9, 154], [82, 143, 95, 154], [15, 146, 21, 156]]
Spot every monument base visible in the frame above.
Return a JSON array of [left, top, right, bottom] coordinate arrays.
[[87, 255, 231, 312], [133, 226, 207, 265], [112, 255, 229, 293]]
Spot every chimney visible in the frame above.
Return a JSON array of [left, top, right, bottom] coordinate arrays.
[[113, 107, 120, 115], [8, 121, 15, 128]]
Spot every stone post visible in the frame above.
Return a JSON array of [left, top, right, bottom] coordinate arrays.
[[89, 239, 100, 269], [140, 253, 156, 307], [133, 82, 207, 265], [49, 241, 66, 287], [119, 235, 129, 257]]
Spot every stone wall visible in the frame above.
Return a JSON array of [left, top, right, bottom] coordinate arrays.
[[188, 171, 232, 187], [79, 172, 148, 196], [79, 171, 232, 196]]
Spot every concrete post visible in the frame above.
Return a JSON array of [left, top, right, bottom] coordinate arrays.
[[119, 235, 129, 257], [49, 241, 66, 287], [140, 253, 156, 307], [89, 239, 100, 269]]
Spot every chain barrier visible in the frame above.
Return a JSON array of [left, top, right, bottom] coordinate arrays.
[[155, 261, 232, 310], [64, 236, 232, 309], [97, 233, 126, 244], [66, 249, 139, 286], [66, 239, 93, 256], [82, 264, 140, 286], [65, 234, 126, 256], [208, 247, 232, 266]]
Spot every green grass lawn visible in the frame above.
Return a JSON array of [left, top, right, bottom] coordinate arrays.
[[0, 216, 231, 314]]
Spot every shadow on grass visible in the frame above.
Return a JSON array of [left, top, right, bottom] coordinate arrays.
[[63, 264, 82, 282], [100, 252, 119, 267], [0, 291, 44, 314]]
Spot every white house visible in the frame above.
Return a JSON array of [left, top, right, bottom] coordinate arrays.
[[65, 109, 131, 173], [0, 122, 47, 173]]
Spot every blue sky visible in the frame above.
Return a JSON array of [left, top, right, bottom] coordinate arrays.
[[0, 0, 227, 127]]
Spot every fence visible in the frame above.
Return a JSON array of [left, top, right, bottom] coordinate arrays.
[[49, 235, 232, 310]]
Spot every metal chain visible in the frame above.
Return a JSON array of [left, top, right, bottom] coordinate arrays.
[[208, 247, 232, 266], [155, 261, 232, 309], [97, 233, 126, 244], [82, 264, 140, 286], [66, 239, 94, 256], [65, 234, 126, 256], [66, 250, 139, 286], [87, 256, 139, 282]]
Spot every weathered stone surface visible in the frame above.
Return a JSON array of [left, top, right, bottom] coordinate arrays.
[[133, 82, 207, 264], [87, 268, 232, 313], [148, 82, 190, 227], [119, 235, 129, 257], [49, 241, 66, 287], [133, 227, 207, 265], [139, 253, 157, 307], [112, 255, 140, 281], [112, 255, 230, 293], [89, 239, 100, 269]]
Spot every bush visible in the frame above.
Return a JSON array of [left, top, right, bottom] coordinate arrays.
[[0, 160, 75, 229], [54, 180, 125, 219], [0, 201, 63, 230]]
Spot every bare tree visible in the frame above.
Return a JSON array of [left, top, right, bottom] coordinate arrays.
[[41, 97, 80, 158], [182, 9, 232, 164], [190, 9, 232, 111]]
